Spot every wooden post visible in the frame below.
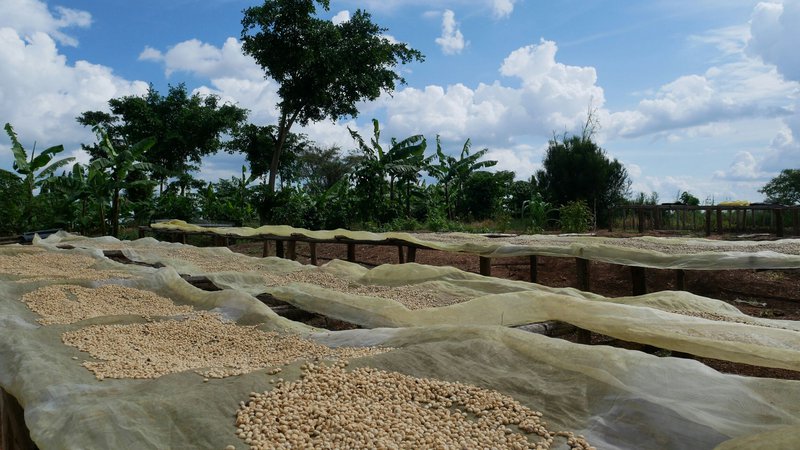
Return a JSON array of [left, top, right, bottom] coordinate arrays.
[[286, 241, 297, 260], [179, 232, 187, 244], [675, 269, 686, 291], [576, 329, 591, 344], [529, 255, 538, 283], [262, 240, 270, 257], [406, 246, 417, 263], [716, 207, 723, 234], [631, 266, 647, 295], [793, 209, 799, 236], [575, 258, 590, 291], [653, 206, 662, 230], [309, 242, 318, 265], [1, 388, 37, 450], [479, 256, 492, 276], [138, 227, 146, 239], [397, 246, 405, 264], [637, 209, 645, 233], [607, 208, 613, 232], [275, 240, 285, 259], [775, 208, 784, 237], [347, 243, 356, 262], [705, 209, 712, 236]]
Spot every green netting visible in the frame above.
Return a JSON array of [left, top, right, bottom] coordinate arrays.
[[36, 233, 800, 372], [3, 236, 798, 449], [150, 219, 800, 269]]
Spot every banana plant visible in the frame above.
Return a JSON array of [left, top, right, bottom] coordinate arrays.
[[428, 136, 496, 220], [348, 119, 426, 215], [90, 126, 157, 236], [2, 123, 74, 229]]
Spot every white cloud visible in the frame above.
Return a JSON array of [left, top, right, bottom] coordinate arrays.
[[746, 0, 800, 81], [485, 144, 543, 180], [491, 0, 518, 19], [435, 10, 466, 55], [606, 60, 797, 139], [139, 37, 263, 81], [332, 10, 351, 25], [0, 0, 91, 47], [0, 28, 148, 156], [712, 151, 771, 181]]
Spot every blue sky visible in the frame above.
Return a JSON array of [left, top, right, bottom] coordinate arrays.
[[1, 0, 798, 203]]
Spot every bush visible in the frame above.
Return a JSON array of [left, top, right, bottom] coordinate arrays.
[[559, 200, 592, 233]]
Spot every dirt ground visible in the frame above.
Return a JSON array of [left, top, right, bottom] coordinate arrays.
[[229, 235, 800, 380]]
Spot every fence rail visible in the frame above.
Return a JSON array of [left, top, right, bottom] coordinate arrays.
[[609, 205, 800, 237]]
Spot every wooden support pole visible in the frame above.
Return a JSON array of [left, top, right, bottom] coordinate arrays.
[[275, 240, 285, 259], [286, 241, 297, 260], [794, 209, 799, 236], [347, 243, 356, 262], [675, 269, 686, 291], [637, 209, 645, 233], [179, 232, 187, 244], [1, 387, 37, 450], [705, 209, 712, 236], [309, 242, 318, 266], [397, 245, 405, 264], [653, 206, 662, 230], [515, 321, 576, 337], [575, 258, 590, 291], [631, 266, 647, 296], [775, 209, 785, 238], [479, 256, 492, 276], [529, 255, 538, 283], [576, 329, 591, 344], [716, 207, 723, 234], [262, 240, 270, 257], [138, 227, 146, 239], [406, 246, 417, 263]]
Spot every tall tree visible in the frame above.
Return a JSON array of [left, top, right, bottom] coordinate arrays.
[[241, 0, 424, 193], [760, 169, 800, 205], [77, 83, 247, 191], [536, 133, 630, 228], [226, 124, 308, 187]]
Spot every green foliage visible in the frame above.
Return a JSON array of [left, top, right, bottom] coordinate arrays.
[[0, 170, 26, 234], [459, 171, 514, 220], [678, 191, 701, 206], [77, 83, 247, 190], [2, 123, 74, 231], [90, 126, 158, 236], [760, 169, 800, 205], [241, 1, 423, 192], [559, 200, 592, 233], [226, 124, 308, 187], [428, 136, 497, 220], [536, 133, 630, 228], [629, 191, 659, 205], [522, 192, 552, 233], [349, 119, 427, 223]]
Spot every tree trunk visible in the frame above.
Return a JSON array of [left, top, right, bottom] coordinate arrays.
[[267, 112, 296, 193], [112, 187, 120, 237], [444, 183, 452, 220], [389, 176, 395, 208]]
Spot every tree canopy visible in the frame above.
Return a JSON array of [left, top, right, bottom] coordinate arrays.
[[240, 0, 424, 192], [77, 83, 247, 189], [760, 169, 800, 205], [536, 133, 630, 227]]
